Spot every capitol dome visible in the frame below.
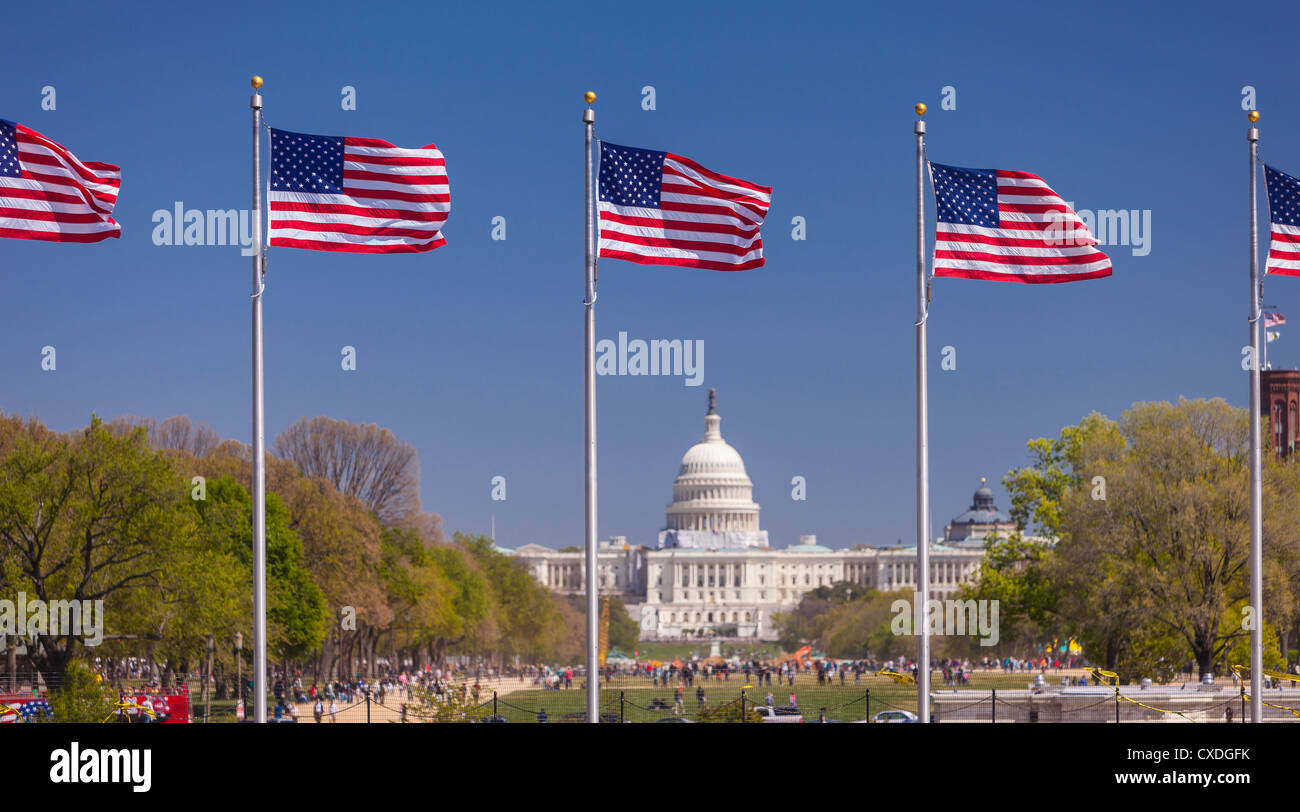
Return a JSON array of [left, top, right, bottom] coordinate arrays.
[[658, 389, 769, 550], [944, 477, 1017, 546], [679, 433, 747, 471]]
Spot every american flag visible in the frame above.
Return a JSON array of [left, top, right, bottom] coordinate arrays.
[[268, 128, 449, 254], [0, 120, 120, 243], [1265, 311, 1286, 328], [598, 141, 771, 271], [0, 698, 51, 723], [930, 162, 1110, 283], [1264, 164, 1300, 277]]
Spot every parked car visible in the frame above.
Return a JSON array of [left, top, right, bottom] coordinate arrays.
[[752, 705, 804, 723], [871, 710, 918, 723]]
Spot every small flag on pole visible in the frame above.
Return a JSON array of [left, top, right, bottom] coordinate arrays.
[[929, 162, 1110, 283], [268, 128, 449, 253], [1265, 311, 1286, 328], [598, 141, 771, 271], [1265, 164, 1300, 277], [1268, 331, 1281, 342], [0, 120, 120, 243]]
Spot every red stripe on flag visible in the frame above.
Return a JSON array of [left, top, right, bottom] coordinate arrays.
[[600, 210, 759, 240], [602, 230, 758, 257], [599, 248, 764, 271], [936, 230, 1099, 249], [272, 219, 444, 240], [344, 188, 451, 205], [270, 200, 449, 222], [934, 249, 1107, 267], [934, 267, 1111, 283], [269, 235, 445, 253], [0, 226, 119, 242]]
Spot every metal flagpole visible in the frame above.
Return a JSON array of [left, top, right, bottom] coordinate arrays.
[[1247, 109, 1263, 723], [583, 91, 600, 724], [250, 75, 268, 725], [1263, 319, 1268, 371], [914, 103, 931, 723], [1262, 306, 1270, 371]]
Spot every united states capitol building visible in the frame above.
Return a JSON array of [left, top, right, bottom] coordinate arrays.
[[511, 391, 1014, 641]]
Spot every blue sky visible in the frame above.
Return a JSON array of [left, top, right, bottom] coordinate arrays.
[[0, 1, 1296, 551]]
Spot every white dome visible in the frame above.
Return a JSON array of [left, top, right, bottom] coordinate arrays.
[[659, 390, 765, 546], [678, 418, 748, 474]]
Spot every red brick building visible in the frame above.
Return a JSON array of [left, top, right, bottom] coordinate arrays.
[[1261, 369, 1300, 458]]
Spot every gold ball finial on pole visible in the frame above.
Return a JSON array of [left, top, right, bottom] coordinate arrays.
[[1248, 110, 1260, 123], [914, 103, 927, 116], [251, 76, 264, 89], [584, 91, 597, 105]]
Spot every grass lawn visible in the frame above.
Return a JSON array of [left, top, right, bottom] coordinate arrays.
[[469, 671, 1038, 723], [110, 670, 1051, 723]]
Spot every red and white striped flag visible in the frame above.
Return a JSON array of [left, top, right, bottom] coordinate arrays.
[[929, 162, 1110, 283], [268, 127, 449, 254], [0, 119, 120, 243], [597, 141, 771, 271], [1264, 164, 1300, 277]]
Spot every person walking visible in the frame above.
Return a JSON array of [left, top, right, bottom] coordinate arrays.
[[313, 697, 324, 723], [329, 698, 339, 723]]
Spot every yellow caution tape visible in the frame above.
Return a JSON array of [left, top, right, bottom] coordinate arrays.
[[1116, 694, 1196, 721], [103, 700, 156, 723], [1089, 668, 1118, 685], [1249, 699, 1300, 718], [1230, 663, 1298, 684], [1089, 668, 1195, 720], [1085, 665, 1300, 721], [1230, 667, 1300, 718]]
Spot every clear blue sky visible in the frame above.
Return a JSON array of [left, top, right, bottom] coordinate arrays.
[[1, 1, 1296, 550]]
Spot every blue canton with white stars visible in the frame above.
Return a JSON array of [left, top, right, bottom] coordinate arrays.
[[930, 162, 999, 227], [0, 121, 22, 178], [1266, 165, 1300, 228], [599, 141, 666, 208], [270, 129, 345, 194]]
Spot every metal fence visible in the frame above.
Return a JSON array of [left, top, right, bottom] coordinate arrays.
[[932, 687, 1300, 723]]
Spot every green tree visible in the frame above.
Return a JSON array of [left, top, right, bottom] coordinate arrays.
[[0, 416, 193, 684], [46, 660, 116, 723], [379, 526, 457, 666], [193, 477, 326, 664], [426, 543, 490, 661], [461, 533, 564, 661], [995, 399, 1287, 678], [606, 596, 640, 651]]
